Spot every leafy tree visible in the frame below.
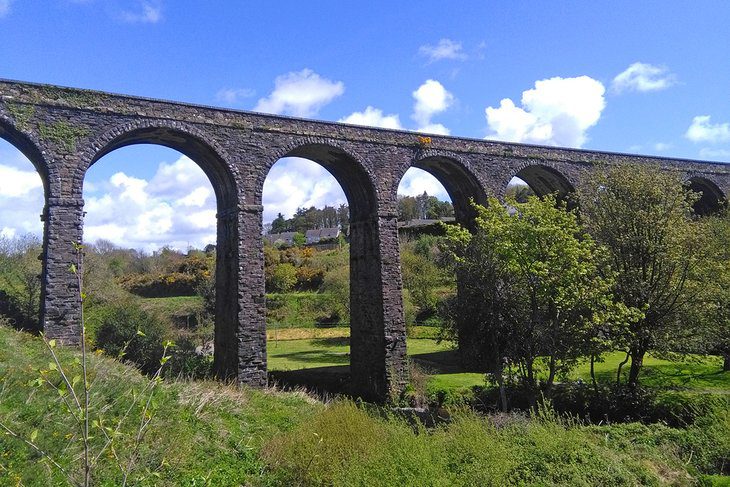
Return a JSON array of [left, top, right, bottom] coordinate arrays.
[[505, 183, 535, 203], [0, 234, 42, 331], [400, 235, 452, 323], [397, 192, 454, 221], [577, 164, 706, 388], [442, 196, 622, 408], [683, 210, 730, 370], [267, 263, 298, 293], [271, 213, 288, 234]]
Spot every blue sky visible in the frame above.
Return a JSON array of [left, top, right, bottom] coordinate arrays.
[[1, 1, 729, 250]]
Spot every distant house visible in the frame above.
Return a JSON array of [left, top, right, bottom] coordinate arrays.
[[305, 227, 340, 244], [264, 231, 297, 246]]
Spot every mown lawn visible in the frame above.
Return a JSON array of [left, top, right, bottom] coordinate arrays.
[[266, 328, 730, 395]]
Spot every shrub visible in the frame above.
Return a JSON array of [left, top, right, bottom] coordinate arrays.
[[93, 303, 167, 375], [295, 265, 325, 291], [267, 263, 298, 293], [119, 272, 203, 297], [321, 265, 349, 323], [261, 401, 689, 485]]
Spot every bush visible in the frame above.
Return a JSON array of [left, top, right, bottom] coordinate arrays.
[[93, 303, 167, 375], [267, 263, 298, 293], [320, 269, 349, 324], [119, 272, 203, 297], [261, 401, 689, 485]]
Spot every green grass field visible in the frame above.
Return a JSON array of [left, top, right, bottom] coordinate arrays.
[[266, 328, 730, 395]]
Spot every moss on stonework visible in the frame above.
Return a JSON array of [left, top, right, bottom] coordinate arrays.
[[38, 120, 90, 152], [36, 86, 109, 109], [5, 103, 35, 131]]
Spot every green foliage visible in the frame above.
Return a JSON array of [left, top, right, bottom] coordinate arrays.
[[441, 196, 626, 405], [0, 234, 42, 331], [267, 263, 298, 293], [6, 102, 35, 131], [92, 303, 167, 375], [320, 265, 350, 323], [400, 235, 454, 329], [38, 120, 90, 152], [266, 293, 345, 327], [262, 401, 697, 486], [397, 191, 454, 221], [269, 204, 349, 234], [0, 326, 318, 485], [118, 250, 212, 298], [684, 210, 730, 369], [578, 163, 708, 387]]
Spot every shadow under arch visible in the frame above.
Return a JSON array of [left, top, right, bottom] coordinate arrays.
[[511, 163, 575, 201], [82, 123, 245, 380], [411, 154, 488, 226], [687, 176, 726, 216]]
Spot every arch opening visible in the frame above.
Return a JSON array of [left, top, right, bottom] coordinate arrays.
[[510, 164, 574, 203], [395, 160, 483, 397], [89, 126, 237, 208], [687, 177, 726, 216], [82, 142, 226, 378], [261, 148, 366, 395], [411, 156, 487, 226], [0, 136, 46, 332]]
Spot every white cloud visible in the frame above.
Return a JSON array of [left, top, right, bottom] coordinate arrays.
[[412, 79, 454, 133], [419, 38, 467, 63], [121, 1, 162, 23], [0, 164, 42, 197], [699, 148, 730, 161], [0, 140, 44, 238], [0, 0, 12, 18], [339, 106, 402, 129], [397, 168, 450, 201], [254, 69, 345, 117], [262, 158, 347, 223], [485, 75, 606, 148], [612, 62, 675, 93], [83, 155, 217, 252], [685, 115, 730, 143], [178, 187, 211, 207], [215, 87, 255, 105], [654, 142, 671, 152]]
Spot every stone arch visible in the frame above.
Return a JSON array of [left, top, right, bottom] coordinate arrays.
[[77, 120, 247, 379], [0, 113, 51, 197], [258, 139, 404, 400], [257, 137, 378, 222], [77, 120, 239, 208], [0, 113, 59, 336], [686, 176, 726, 216], [401, 150, 488, 225], [505, 161, 575, 200]]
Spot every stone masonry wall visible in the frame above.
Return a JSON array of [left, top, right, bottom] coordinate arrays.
[[1, 79, 728, 401]]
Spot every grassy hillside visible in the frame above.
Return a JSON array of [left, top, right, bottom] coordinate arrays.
[[0, 325, 319, 486], [2, 326, 728, 485]]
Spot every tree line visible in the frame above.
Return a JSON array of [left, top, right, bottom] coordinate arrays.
[[266, 192, 456, 236]]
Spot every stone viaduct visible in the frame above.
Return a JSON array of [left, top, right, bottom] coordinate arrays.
[[1, 79, 728, 401]]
